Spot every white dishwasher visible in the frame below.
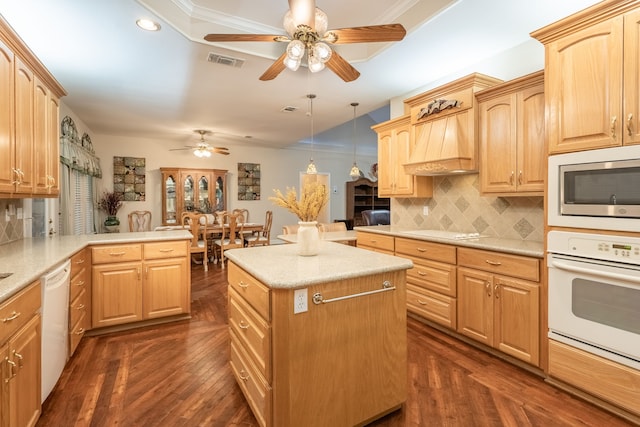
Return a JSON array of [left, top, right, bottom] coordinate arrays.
[[40, 259, 71, 403]]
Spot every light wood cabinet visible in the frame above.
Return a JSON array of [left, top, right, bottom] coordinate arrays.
[[395, 237, 457, 329], [227, 261, 407, 427], [356, 231, 395, 255], [372, 115, 432, 198], [457, 247, 540, 366], [92, 241, 190, 329], [345, 178, 389, 227], [0, 17, 65, 197], [0, 280, 41, 427], [477, 71, 545, 195], [532, 2, 640, 153], [69, 248, 91, 356], [160, 167, 227, 225]]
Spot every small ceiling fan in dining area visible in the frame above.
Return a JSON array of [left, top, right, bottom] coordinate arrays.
[[170, 130, 230, 158]]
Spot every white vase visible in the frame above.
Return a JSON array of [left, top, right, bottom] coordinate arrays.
[[297, 221, 320, 256]]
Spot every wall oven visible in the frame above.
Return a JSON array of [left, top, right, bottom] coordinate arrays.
[[548, 145, 640, 232], [547, 230, 640, 370]]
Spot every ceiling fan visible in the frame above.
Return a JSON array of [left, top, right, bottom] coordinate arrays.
[[170, 130, 230, 158], [203, 0, 406, 82]]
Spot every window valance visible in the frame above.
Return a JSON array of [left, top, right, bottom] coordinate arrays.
[[59, 116, 102, 177]]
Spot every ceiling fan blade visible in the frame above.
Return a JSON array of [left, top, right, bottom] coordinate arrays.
[[328, 24, 406, 44], [326, 51, 360, 82], [169, 147, 192, 151], [259, 52, 288, 81], [288, 0, 316, 28], [204, 34, 284, 43]]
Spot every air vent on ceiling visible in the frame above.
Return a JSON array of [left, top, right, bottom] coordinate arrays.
[[281, 106, 298, 112], [207, 52, 245, 68]]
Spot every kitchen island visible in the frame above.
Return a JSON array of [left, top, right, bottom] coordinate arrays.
[[224, 242, 412, 427]]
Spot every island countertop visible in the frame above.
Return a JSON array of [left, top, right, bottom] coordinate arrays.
[[0, 230, 192, 303], [224, 241, 412, 289]]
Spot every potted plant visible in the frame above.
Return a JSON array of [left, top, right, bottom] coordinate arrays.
[[97, 190, 123, 230]]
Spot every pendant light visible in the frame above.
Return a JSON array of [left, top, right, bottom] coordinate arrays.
[[306, 94, 317, 174], [349, 102, 361, 180]]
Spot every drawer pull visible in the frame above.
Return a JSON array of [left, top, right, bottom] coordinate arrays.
[[76, 304, 85, 310], [75, 328, 85, 335], [238, 281, 249, 288], [313, 281, 395, 305], [485, 259, 502, 266], [109, 251, 127, 256], [159, 248, 174, 253], [238, 320, 250, 330], [239, 369, 250, 381], [416, 248, 427, 253], [76, 280, 85, 287], [417, 270, 428, 277], [2, 311, 20, 322], [370, 239, 377, 243], [75, 259, 85, 265], [417, 298, 428, 305]]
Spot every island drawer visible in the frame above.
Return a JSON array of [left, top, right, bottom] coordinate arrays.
[[405, 256, 456, 297], [143, 240, 187, 260], [228, 263, 270, 321], [70, 310, 89, 356], [0, 280, 41, 345], [229, 287, 271, 382], [457, 247, 540, 282], [70, 248, 89, 277], [92, 244, 142, 264], [395, 237, 456, 264], [69, 288, 88, 330], [407, 284, 456, 330], [356, 231, 394, 253], [230, 332, 271, 427], [70, 264, 89, 302]]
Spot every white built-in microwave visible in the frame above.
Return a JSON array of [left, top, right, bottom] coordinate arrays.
[[548, 145, 640, 232]]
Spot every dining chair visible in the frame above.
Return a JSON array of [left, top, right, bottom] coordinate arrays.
[[282, 224, 299, 234], [128, 210, 152, 232], [213, 212, 245, 268], [182, 212, 208, 271], [318, 221, 347, 232], [362, 209, 390, 226], [245, 211, 272, 247], [232, 208, 249, 223]]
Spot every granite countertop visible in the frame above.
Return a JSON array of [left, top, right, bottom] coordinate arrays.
[[224, 241, 413, 289], [353, 226, 544, 258], [0, 230, 191, 304]]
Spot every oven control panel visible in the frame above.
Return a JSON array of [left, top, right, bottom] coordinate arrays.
[[548, 231, 640, 265]]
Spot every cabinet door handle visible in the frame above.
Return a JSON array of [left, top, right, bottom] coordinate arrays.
[[494, 284, 500, 299], [509, 171, 514, 185], [13, 351, 23, 369], [611, 115, 617, 139], [628, 113, 634, 137], [2, 311, 21, 322], [239, 369, 250, 381], [485, 282, 492, 297], [238, 320, 250, 330], [518, 171, 523, 185], [485, 260, 502, 266], [5, 359, 16, 382]]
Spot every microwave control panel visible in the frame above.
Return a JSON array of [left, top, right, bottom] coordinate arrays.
[[548, 231, 640, 265]]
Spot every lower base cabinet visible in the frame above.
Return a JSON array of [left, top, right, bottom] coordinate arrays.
[[228, 262, 407, 427], [0, 281, 41, 427]]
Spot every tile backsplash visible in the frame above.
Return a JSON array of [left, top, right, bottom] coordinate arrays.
[[390, 174, 544, 242], [0, 199, 24, 245]]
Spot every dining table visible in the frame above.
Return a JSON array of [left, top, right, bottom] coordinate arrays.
[[277, 229, 358, 245]]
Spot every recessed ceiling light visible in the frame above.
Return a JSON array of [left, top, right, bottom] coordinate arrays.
[[136, 18, 161, 31]]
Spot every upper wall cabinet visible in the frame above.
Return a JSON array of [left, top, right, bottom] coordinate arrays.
[[372, 115, 433, 198], [532, 1, 640, 154], [0, 16, 66, 197], [477, 71, 545, 196]]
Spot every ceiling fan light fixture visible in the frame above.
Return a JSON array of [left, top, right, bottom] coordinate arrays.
[[308, 53, 325, 73], [284, 55, 301, 71], [286, 40, 305, 60], [312, 42, 332, 62], [349, 102, 361, 180], [314, 8, 329, 35]]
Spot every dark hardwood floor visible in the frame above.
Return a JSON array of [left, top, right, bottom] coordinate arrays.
[[37, 263, 635, 427]]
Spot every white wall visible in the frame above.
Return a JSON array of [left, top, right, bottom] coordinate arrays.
[[65, 110, 377, 237]]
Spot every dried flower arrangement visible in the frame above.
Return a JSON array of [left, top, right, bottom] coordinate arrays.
[[97, 191, 123, 216], [269, 182, 329, 222]]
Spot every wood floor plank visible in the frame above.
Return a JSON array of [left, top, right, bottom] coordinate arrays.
[[36, 263, 636, 427]]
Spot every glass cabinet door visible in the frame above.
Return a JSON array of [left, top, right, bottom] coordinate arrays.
[[183, 175, 195, 212], [215, 176, 224, 211], [165, 174, 177, 224], [198, 175, 210, 212]]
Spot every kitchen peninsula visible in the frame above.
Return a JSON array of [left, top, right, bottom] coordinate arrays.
[[224, 242, 412, 427]]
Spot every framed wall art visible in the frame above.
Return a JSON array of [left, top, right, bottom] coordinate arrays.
[[113, 156, 146, 201], [238, 163, 260, 200]]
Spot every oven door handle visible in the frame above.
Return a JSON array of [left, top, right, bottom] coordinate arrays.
[[549, 257, 640, 285]]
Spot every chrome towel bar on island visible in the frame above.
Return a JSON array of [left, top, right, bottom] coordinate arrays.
[[312, 281, 395, 305]]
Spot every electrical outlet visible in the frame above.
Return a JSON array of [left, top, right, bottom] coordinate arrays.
[[294, 288, 308, 314], [423, 206, 429, 216]]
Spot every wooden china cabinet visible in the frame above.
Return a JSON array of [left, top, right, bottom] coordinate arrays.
[[160, 167, 227, 225]]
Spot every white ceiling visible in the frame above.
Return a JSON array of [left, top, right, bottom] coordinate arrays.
[[1, 0, 601, 155]]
